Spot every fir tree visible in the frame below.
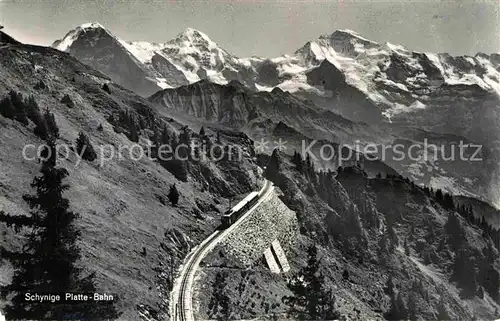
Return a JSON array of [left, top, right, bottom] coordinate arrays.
[[60, 94, 75, 109], [283, 245, 339, 320], [33, 108, 49, 140], [435, 189, 444, 203], [408, 291, 418, 320], [45, 109, 59, 138], [208, 272, 231, 321], [305, 246, 322, 319], [161, 125, 170, 145], [168, 184, 180, 206], [291, 151, 303, 172], [443, 193, 455, 210], [452, 249, 478, 298], [378, 232, 388, 255], [75, 132, 97, 162], [445, 212, 466, 251], [36, 108, 59, 140], [479, 243, 500, 301], [9, 91, 28, 125], [32, 108, 59, 141], [150, 128, 161, 159], [178, 126, 192, 159], [24, 97, 38, 119], [102, 83, 111, 94], [0, 139, 119, 320], [0, 95, 16, 119], [384, 275, 395, 296], [265, 149, 281, 178], [128, 114, 139, 142], [404, 238, 410, 256], [385, 291, 407, 320]]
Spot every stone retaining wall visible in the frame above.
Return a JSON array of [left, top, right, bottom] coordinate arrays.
[[217, 189, 299, 266]]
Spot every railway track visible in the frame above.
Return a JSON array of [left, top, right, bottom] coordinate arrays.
[[173, 179, 273, 321]]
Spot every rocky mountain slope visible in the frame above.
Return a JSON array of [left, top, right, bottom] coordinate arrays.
[[149, 79, 494, 214], [258, 151, 500, 320], [181, 150, 500, 320], [0, 38, 261, 319], [53, 23, 500, 207]]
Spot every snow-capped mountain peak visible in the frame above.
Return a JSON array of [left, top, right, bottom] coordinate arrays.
[[52, 25, 500, 118], [327, 29, 377, 44], [171, 28, 216, 47], [79, 22, 106, 30], [52, 22, 113, 52], [165, 27, 229, 58]]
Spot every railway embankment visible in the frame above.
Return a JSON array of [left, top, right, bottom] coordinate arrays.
[[216, 188, 299, 266]]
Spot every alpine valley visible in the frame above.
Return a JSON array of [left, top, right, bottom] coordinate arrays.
[[53, 23, 500, 208]]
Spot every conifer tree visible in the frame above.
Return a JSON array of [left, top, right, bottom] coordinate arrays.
[[265, 149, 281, 177], [435, 189, 444, 204], [0, 139, 119, 320], [304, 245, 322, 319], [208, 272, 231, 321], [404, 238, 410, 256], [9, 91, 28, 125], [479, 243, 500, 301], [445, 212, 465, 251], [291, 151, 303, 172], [408, 291, 418, 320], [128, 114, 139, 142], [33, 108, 59, 140], [385, 291, 407, 320], [102, 83, 111, 94], [384, 275, 395, 296], [283, 245, 339, 320], [443, 193, 455, 210], [150, 128, 161, 159], [43, 108, 59, 138], [33, 109, 49, 140], [45, 109, 59, 138], [75, 132, 97, 162], [168, 184, 180, 206], [161, 125, 170, 145], [0, 95, 16, 119], [452, 249, 478, 298], [61, 94, 75, 109], [178, 126, 192, 159]]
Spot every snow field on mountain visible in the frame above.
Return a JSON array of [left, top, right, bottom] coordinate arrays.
[[53, 23, 500, 115]]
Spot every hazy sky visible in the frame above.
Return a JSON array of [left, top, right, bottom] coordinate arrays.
[[1, 0, 499, 57]]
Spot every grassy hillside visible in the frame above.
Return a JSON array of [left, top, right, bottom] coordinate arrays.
[[0, 42, 259, 319], [196, 151, 500, 320]]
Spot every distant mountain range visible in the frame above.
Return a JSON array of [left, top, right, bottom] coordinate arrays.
[[52, 23, 500, 120], [52, 23, 500, 206]]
